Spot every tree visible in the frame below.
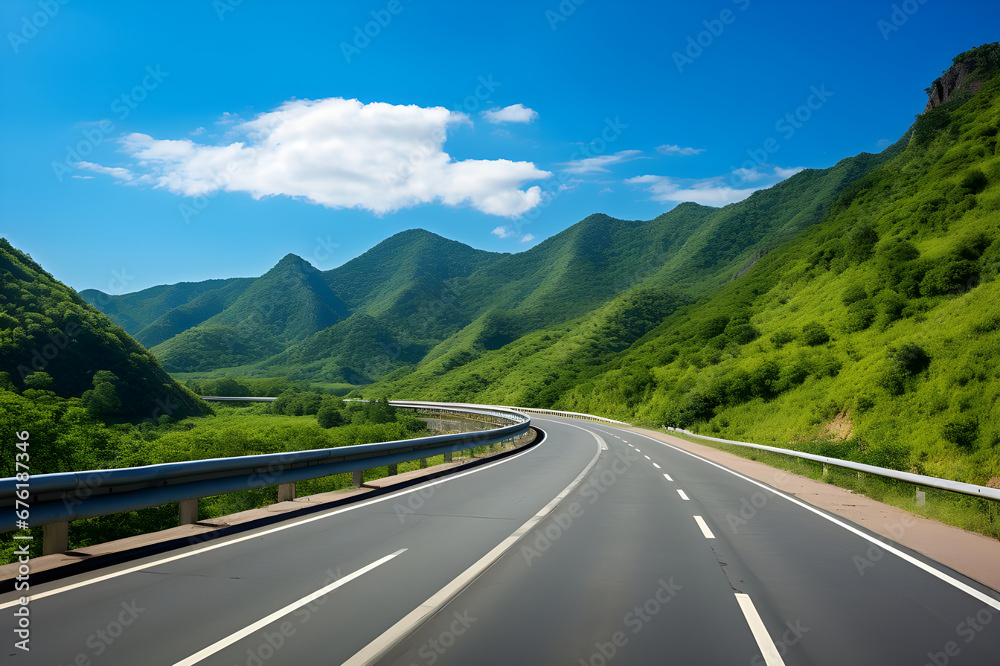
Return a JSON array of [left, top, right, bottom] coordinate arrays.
[[317, 403, 344, 429], [943, 418, 979, 449], [23, 371, 53, 390], [84, 381, 121, 417], [801, 322, 830, 346]]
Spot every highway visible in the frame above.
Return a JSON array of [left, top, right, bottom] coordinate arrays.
[[3, 415, 1000, 665]]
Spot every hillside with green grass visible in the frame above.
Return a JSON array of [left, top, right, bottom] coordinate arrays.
[[372, 146, 905, 403], [372, 44, 1000, 487], [81, 277, 253, 342], [104, 142, 895, 386], [417, 49, 999, 486], [150, 253, 350, 372]]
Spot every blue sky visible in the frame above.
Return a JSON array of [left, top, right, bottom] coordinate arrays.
[[2, 0, 998, 293]]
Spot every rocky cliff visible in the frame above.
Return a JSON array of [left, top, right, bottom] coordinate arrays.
[[924, 42, 999, 112]]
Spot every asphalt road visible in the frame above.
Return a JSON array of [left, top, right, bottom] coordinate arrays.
[[3, 415, 1000, 665]]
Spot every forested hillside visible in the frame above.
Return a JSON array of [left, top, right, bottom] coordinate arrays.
[[0, 238, 208, 420], [88, 140, 897, 387], [390, 46, 1000, 484], [71, 45, 1000, 487]]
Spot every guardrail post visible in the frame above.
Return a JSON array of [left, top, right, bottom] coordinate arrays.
[[387, 463, 398, 476], [43, 521, 69, 555], [179, 498, 198, 525], [353, 470, 363, 487], [444, 452, 452, 463], [916, 488, 926, 506], [278, 482, 296, 502]]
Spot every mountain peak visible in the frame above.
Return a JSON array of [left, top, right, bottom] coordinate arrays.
[[924, 42, 999, 112], [274, 253, 312, 268]]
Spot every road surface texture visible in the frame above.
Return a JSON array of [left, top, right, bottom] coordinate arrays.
[[2, 415, 998, 665]]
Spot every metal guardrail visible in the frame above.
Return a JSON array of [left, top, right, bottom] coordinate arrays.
[[0, 403, 531, 551], [667, 428, 1000, 502], [392, 400, 630, 426], [201, 396, 276, 402]]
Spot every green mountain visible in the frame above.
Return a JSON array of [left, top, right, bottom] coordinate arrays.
[[385, 45, 1000, 483], [78, 44, 1000, 486], [88, 144, 899, 385], [0, 239, 208, 419], [150, 253, 350, 372], [372, 146, 903, 398], [82, 278, 255, 348]]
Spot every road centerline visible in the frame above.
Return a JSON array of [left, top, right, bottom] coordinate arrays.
[[734, 593, 786, 666], [693, 515, 716, 539]]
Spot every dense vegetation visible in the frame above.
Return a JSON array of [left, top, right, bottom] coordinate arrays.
[[91, 140, 897, 390], [0, 239, 207, 419], [0, 390, 425, 562], [8, 43, 998, 559], [383, 62, 1000, 487]]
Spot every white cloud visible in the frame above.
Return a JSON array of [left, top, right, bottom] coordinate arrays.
[[627, 166, 804, 207], [772, 166, 805, 179], [561, 149, 643, 175], [656, 144, 705, 156], [79, 97, 550, 217], [481, 103, 539, 124], [520, 233, 535, 243], [76, 161, 134, 181], [492, 226, 514, 238], [72, 175, 95, 179], [190, 126, 206, 136]]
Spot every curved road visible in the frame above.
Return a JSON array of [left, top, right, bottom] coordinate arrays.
[[3, 415, 999, 664]]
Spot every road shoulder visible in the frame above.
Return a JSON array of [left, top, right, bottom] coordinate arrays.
[[632, 426, 1000, 594]]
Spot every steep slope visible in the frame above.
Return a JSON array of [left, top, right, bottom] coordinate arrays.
[[151, 254, 349, 372], [0, 239, 208, 418], [243, 231, 505, 381], [80, 278, 251, 336], [551, 51, 1000, 482], [129, 277, 256, 347], [323, 228, 503, 319], [373, 144, 902, 397]]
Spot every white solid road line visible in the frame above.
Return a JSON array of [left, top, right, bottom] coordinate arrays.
[[642, 431, 1000, 613], [693, 515, 716, 539], [677, 489, 690, 501], [343, 421, 606, 665], [663, 473, 674, 482], [174, 549, 407, 666], [735, 593, 786, 666], [0, 439, 541, 609]]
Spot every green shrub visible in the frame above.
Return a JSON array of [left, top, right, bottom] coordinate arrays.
[[845, 225, 879, 263], [801, 322, 830, 346], [770, 330, 796, 348], [943, 417, 979, 449], [960, 168, 988, 194], [841, 284, 868, 306], [920, 258, 979, 295], [317, 403, 344, 428], [843, 299, 877, 333]]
